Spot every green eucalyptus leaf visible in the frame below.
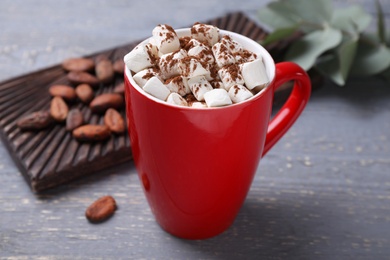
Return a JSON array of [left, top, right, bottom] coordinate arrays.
[[285, 27, 343, 71], [338, 37, 359, 81], [331, 5, 371, 34], [376, 0, 386, 43], [350, 41, 390, 76], [258, 0, 333, 30], [316, 37, 358, 85], [316, 54, 345, 85], [261, 26, 299, 46], [284, 0, 333, 25], [258, 2, 300, 29]]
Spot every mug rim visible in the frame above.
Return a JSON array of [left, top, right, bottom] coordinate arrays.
[[125, 28, 276, 110]]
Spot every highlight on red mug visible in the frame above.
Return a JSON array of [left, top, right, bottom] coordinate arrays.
[[123, 27, 311, 240]]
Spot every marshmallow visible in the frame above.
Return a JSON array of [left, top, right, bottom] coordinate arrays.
[[165, 75, 191, 96], [152, 24, 180, 54], [133, 67, 161, 87], [234, 50, 258, 64], [159, 49, 187, 80], [126, 22, 270, 108], [143, 76, 171, 101], [204, 89, 232, 107], [187, 41, 215, 64], [228, 84, 254, 103], [212, 42, 235, 68], [166, 92, 188, 107], [220, 35, 257, 63], [124, 42, 159, 73], [187, 75, 213, 101], [191, 23, 219, 46], [241, 59, 269, 90], [221, 35, 244, 53], [184, 38, 203, 49], [179, 57, 210, 78], [191, 102, 207, 108], [218, 64, 245, 91]]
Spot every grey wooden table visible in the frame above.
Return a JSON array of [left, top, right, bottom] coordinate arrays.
[[1, 0, 389, 259]]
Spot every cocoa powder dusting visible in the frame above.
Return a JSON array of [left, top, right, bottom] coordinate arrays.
[[195, 46, 213, 64], [184, 93, 197, 104], [209, 65, 218, 79], [194, 86, 200, 95], [239, 50, 257, 62], [165, 76, 183, 85], [163, 24, 176, 41], [225, 64, 242, 81], [145, 44, 158, 65], [193, 23, 207, 34], [180, 36, 192, 49], [233, 85, 239, 95], [142, 72, 156, 80], [160, 51, 180, 72], [164, 24, 176, 34], [180, 57, 193, 76], [210, 80, 223, 89]]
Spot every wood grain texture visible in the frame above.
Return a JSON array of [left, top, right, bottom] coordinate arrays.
[[1, 0, 389, 259]]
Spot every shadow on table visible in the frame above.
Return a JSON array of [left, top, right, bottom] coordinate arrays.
[[174, 197, 331, 259], [309, 77, 390, 116]]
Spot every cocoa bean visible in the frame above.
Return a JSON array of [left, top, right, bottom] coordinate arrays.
[[49, 85, 76, 101], [17, 111, 53, 131], [66, 108, 84, 131], [104, 108, 125, 134], [67, 71, 99, 87], [50, 96, 68, 122], [75, 84, 94, 104], [85, 195, 117, 223], [89, 93, 124, 113], [113, 82, 125, 95], [62, 57, 95, 72], [96, 59, 114, 84], [72, 124, 111, 142], [113, 59, 125, 74]]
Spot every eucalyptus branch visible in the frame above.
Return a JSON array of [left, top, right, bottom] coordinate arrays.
[[258, 0, 390, 86]]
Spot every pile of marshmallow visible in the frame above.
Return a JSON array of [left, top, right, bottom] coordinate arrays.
[[124, 23, 269, 108]]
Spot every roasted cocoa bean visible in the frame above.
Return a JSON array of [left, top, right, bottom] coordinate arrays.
[[85, 195, 117, 223], [67, 71, 99, 87], [96, 59, 114, 84], [113, 82, 125, 95], [113, 59, 125, 74], [62, 57, 95, 72], [50, 96, 68, 122], [104, 108, 125, 134], [75, 84, 94, 104], [66, 108, 84, 131], [49, 85, 76, 101], [89, 93, 124, 113], [72, 124, 111, 142], [17, 111, 53, 131]]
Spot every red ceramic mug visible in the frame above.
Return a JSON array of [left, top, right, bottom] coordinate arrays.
[[124, 28, 311, 240]]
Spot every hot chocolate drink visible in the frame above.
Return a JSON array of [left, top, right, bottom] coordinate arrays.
[[124, 23, 269, 108]]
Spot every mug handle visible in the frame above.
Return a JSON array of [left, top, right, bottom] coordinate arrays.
[[262, 62, 311, 156]]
